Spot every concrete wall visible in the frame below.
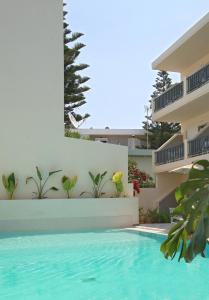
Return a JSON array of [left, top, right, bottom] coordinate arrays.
[[181, 110, 209, 139], [0, 198, 139, 232], [0, 0, 128, 200], [138, 172, 186, 211]]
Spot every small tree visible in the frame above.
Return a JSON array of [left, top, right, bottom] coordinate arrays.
[[63, 4, 90, 128], [143, 71, 180, 149]]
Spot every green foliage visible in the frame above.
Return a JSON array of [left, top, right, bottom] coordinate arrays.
[[139, 208, 169, 224], [65, 130, 91, 140], [65, 131, 81, 139], [81, 171, 108, 198], [26, 167, 61, 199], [2, 173, 17, 200], [63, 4, 90, 128], [146, 208, 170, 223], [161, 160, 209, 262], [112, 172, 124, 197], [62, 175, 78, 198], [143, 71, 180, 149]]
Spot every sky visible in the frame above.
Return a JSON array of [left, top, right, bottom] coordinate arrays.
[[65, 0, 209, 129]]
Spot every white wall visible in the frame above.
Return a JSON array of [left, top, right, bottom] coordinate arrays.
[[138, 172, 186, 211], [0, 0, 128, 200], [0, 198, 139, 232]]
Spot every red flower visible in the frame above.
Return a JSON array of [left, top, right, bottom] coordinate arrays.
[[132, 180, 140, 195]]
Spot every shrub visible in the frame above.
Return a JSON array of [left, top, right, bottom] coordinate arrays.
[[128, 158, 155, 189]]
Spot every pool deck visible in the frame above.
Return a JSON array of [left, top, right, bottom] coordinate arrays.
[[126, 223, 172, 235]]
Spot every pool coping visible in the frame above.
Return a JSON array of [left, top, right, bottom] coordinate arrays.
[[125, 224, 172, 236]]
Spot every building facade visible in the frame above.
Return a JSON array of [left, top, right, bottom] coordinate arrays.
[[151, 13, 209, 211]]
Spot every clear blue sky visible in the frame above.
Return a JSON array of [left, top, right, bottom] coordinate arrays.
[[65, 1, 208, 129]]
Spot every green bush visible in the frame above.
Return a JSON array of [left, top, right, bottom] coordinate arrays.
[[65, 130, 91, 140], [139, 208, 170, 224]]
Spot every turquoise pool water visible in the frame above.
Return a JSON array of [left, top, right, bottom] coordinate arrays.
[[0, 230, 208, 300]]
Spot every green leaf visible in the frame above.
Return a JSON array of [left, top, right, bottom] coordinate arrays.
[[62, 178, 71, 191], [95, 174, 100, 186], [101, 171, 107, 178], [62, 176, 68, 184], [161, 159, 209, 262], [175, 187, 183, 202], [49, 170, 62, 177], [36, 166, 42, 181], [49, 186, 59, 191], [2, 175, 8, 189], [88, 172, 95, 183], [8, 173, 15, 190]]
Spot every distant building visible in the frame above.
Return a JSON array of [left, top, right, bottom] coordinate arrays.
[[72, 128, 154, 178]]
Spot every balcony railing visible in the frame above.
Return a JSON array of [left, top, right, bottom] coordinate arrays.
[[188, 135, 209, 157], [155, 144, 184, 165], [153, 64, 209, 113], [187, 64, 209, 93], [154, 82, 184, 112]]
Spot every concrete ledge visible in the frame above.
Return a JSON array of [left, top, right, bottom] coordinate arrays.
[[0, 198, 139, 232]]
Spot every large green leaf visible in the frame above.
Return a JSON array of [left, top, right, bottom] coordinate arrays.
[[160, 159, 209, 262]]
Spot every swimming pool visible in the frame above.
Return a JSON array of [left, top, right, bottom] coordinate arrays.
[[0, 230, 208, 300]]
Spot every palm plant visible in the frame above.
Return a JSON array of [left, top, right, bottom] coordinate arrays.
[[26, 167, 61, 199], [81, 171, 108, 198]]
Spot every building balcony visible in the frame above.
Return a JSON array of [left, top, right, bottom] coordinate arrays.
[[188, 132, 209, 157], [187, 64, 209, 93], [152, 63, 209, 123], [154, 134, 184, 166], [154, 82, 184, 112], [155, 144, 184, 165], [154, 128, 209, 173]]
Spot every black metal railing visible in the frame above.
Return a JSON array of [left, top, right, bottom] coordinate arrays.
[[188, 135, 209, 157], [187, 64, 209, 93], [154, 82, 184, 112], [155, 144, 184, 165]]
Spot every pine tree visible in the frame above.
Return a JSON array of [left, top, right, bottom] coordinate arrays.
[[143, 71, 180, 149], [63, 4, 90, 128]]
